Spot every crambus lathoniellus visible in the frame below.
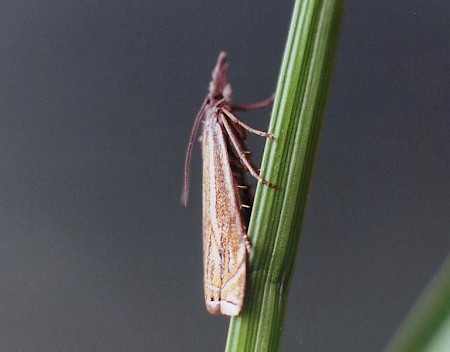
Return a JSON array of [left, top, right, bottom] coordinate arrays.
[[183, 52, 275, 316]]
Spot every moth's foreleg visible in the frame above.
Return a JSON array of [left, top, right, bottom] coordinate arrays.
[[222, 108, 275, 140]]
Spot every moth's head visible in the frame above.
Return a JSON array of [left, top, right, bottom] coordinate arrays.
[[209, 51, 231, 101]]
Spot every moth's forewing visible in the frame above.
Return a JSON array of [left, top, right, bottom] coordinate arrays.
[[202, 115, 246, 316]]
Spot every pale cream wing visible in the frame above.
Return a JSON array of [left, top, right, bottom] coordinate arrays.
[[202, 117, 247, 316]]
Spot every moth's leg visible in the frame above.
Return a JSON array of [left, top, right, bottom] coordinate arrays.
[[229, 119, 246, 141], [239, 199, 252, 253], [242, 233, 251, 253], [231, 93, 275, 111], [221, 108, 275, 140], [214, 104, 247, 141], [220, 114, 276, 188]]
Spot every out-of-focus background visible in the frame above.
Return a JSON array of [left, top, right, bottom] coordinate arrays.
[[1, 1, 449, 351]]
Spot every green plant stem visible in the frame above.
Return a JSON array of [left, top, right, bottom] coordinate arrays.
[[225, 0, 344, 351]]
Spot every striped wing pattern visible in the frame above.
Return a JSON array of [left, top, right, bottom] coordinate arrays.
[[202, 116, 247, 316]]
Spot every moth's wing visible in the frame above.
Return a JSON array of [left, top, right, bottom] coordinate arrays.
[[202, 117, 247, 316]]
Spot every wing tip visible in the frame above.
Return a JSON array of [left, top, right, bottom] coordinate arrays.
[[206, 300, 241, 316]]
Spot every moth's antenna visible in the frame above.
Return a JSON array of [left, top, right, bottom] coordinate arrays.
[[182, 98, 208, 206]]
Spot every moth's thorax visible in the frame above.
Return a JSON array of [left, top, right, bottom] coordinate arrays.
[[204, 100, 232, 124]]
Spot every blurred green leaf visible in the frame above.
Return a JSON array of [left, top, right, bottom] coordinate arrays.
[[384, 255, 450, 352]]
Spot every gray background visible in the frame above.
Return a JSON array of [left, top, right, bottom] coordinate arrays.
[[1, 1, 449, 351]]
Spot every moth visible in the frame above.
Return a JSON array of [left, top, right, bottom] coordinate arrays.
[[182, 52, 275, 316]]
